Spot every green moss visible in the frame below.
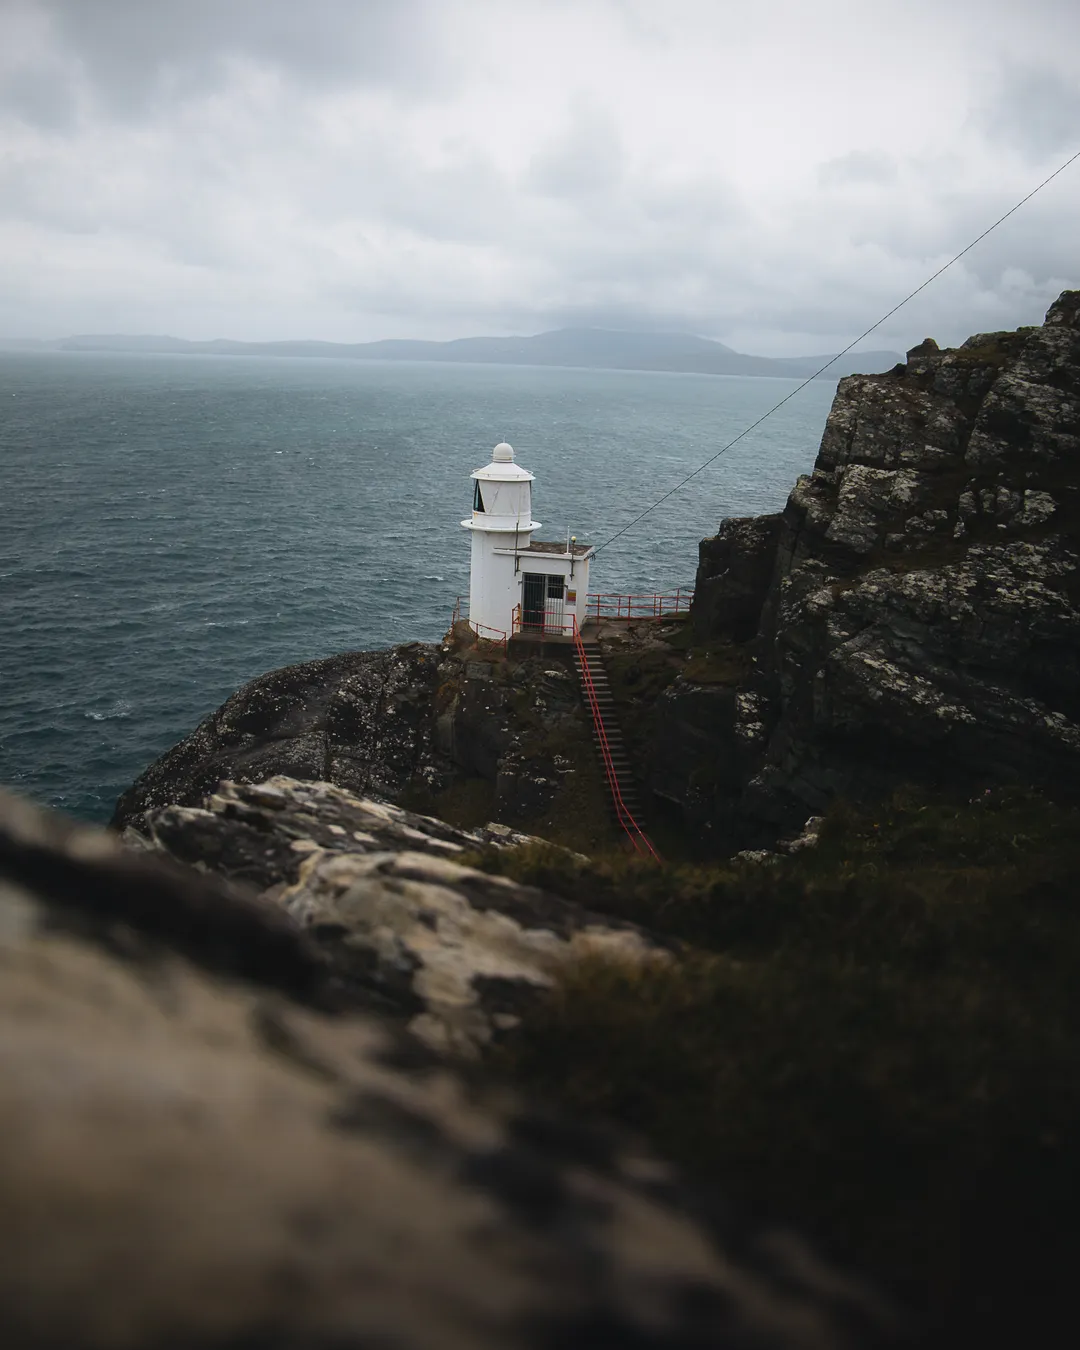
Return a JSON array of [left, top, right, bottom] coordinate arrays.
[[482, 786, 1080, 1340], [604, 647, 681, 705], [525, 731, 623, 856], [681, 640, 750, 685], [425, 776, 498, 830], [947, 339, 1014, 367], [659, 619, 695, 652]]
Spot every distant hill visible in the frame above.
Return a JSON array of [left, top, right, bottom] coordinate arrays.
[[1, 328, 902, 379]]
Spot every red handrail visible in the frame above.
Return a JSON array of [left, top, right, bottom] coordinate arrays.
[[450, 598, 508, 654], [511, 604, 578, 637], [572, 616, 661, 861], [588, 589, 694, 621]]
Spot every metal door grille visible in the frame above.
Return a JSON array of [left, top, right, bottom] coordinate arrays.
[[544, 575, 565, 634], [522, 573, 546, 629]]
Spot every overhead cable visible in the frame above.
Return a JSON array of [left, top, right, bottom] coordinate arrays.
[[592, 145, 1080, 556]]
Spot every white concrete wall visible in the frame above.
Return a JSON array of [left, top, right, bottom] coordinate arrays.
[[569, 556, 591, 632], [469, 531, 594, 639], [469, 532, 520, 637], [513, 554, 592, 635]]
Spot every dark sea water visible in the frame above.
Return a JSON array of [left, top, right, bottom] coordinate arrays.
[[0, 351, 837, 821]]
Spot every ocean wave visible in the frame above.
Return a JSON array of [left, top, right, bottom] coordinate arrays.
[[422, 574, 445, 581], [85, 700, 131, 722]]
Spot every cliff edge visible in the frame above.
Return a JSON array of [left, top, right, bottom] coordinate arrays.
[[652, 290, 1080, 839]]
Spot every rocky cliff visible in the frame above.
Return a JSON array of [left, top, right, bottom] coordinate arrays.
[[115, 291, 1080, 855], [113, 640, 616, 853], [652, 290, 1080, 840]]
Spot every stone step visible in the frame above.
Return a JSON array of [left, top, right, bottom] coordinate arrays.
[[574, 645, 649, 832], [591, 737, 629, 755], [592, 737, 629, 754]]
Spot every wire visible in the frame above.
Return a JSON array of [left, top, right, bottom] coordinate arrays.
[[592, 145, 1080, 556]]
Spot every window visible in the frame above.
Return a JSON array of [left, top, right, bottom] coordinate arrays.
[[546, 575, 565, 599], [473, 481, 486, 512]]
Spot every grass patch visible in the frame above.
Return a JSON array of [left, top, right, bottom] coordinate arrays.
[[681, 640, 751, 685], [604, 646, 682, 706], [424, 776, 498, 830], [479, 786, 1080, 1343], [520, 728, 623, 857]]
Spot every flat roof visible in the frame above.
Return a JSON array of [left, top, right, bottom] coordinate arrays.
[[522, 540, 593, 556]]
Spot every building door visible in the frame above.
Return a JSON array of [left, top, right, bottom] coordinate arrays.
[[544, 574, 565, 634], [522, 573, 546, 629]]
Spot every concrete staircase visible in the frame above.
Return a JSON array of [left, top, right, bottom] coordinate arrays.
[[572, 639, 645, 828]]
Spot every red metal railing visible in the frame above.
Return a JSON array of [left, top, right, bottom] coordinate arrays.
[[511, 604, 577, 637], [588, 589, 693, 621], [450, 597, 508, 655], [501, 592, 694, 638], [572, 616, 661, 862]]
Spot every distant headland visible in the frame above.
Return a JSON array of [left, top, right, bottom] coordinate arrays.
[[0, 327, 901, 380]]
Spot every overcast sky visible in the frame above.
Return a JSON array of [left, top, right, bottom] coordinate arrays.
[[0, 0, 1077, 355]]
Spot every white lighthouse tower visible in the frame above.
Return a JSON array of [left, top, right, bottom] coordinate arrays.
[[461, 442, 592, 640]]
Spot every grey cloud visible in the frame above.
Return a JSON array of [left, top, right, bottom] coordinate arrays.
[[0, 0, 1076, 354], [528, 103, 625, 199], [818, 150, 898, 187], [0, 155, 102, 233], [977, 63, 1080, 159], [5, 0, 443, 120], [0, 59, 78, 131]]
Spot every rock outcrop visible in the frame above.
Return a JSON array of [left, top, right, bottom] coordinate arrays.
[[113, 643, 604, 846], [0, 785, 898, 1349], [112, 644, 447, 825], [660, 290, 1080, 836], [138, 775, 665, 1056], [691, 514, 784, 643]]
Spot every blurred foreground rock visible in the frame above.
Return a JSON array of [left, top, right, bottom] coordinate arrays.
[[137, 775, 661, 1056], [0, 786, 899, 1349]]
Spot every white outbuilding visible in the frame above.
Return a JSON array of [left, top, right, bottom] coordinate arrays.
[[461, 442, 593, 640]]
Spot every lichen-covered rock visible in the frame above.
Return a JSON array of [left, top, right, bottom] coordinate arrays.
[[0, 787, 899, 1350], [112, 643, 450, 828], [683, 290, 1080, 835], [141, 776, 666, 1056], [113, 641, 598, 838]]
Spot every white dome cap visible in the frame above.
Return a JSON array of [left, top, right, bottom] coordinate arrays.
[[492, 442, 514, 462]]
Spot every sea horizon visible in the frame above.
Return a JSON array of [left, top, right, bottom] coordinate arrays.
[[0, 349, 837, 820]]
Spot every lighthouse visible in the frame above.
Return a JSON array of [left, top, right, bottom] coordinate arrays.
[[461, 442, 593, 639]]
